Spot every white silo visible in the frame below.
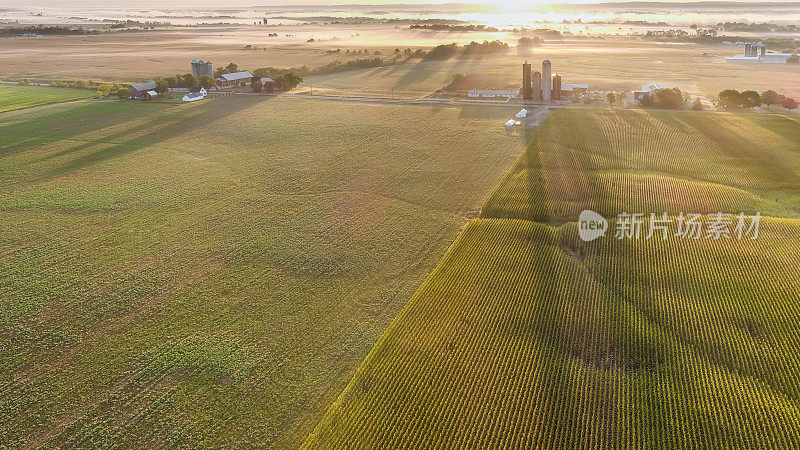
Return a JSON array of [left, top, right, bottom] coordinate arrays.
[[542, 59, 552, 101]]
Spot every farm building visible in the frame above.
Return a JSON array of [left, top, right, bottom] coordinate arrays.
[[182, 87, 207, 102], [144, 90, 158, 100], [260, 78, 276, 93], [129, 81, 157, 99], [468, 89, 519, 99], [216, 71, 254, 89], [182, 93, 203, 102], [725, 53, 795, 64], [191, 60, 213, 78], [725, 41, 796, 64], [633, 82, 667, 103], [560, 83, 589, 99], [182, 86, 207, 102]]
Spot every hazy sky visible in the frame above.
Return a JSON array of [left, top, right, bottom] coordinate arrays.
[[4, 0, 545, 8], [4, 0, 794, 7], [12, 0, 489, 5]]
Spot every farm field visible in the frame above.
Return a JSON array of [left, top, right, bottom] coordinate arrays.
[[298, 40, 800, 100], [0, 84, 95, 112], [0, 95, 522, 447], [304, 109, 800, 447], [483, 109, 800, 223], [2, 25, 800, 100]]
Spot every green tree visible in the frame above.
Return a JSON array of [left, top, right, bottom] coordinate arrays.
[[782, 97, 798, 111], [424, 43, 458, 60], [444, 73, 467, 91], [177, 73, 196, 88], [692, 99, 703, 110], [198, 75, 215, 90], [616, 92, 626, 106], [607, 92, 615, 107], [788, 54, 799, 64], [252, 67, 275, 78], [740, 90, 761, 108], [154, 79, 169, 95], [275, 71, 303, 90], [651, 88, 684, 109], [97, 83, 118, 97], [517, 36, 543, 54], [115, 86, 130, 99], [214, 62, 240, 78], [164, 77, 178, 89], [718, 89, 742, 108]]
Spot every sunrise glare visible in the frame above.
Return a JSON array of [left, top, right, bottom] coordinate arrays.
[[2, 1, 800, 448]]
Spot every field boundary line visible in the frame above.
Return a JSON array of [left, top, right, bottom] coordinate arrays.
[[0, 96, 99, 115]]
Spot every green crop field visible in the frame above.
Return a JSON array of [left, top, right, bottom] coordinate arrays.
[[304, 109, 800, 447], [483, 109, 800, 223], [0, 84, 96, 112], [0, 96, 522, 447]]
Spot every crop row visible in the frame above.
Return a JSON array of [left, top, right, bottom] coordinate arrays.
[[482, 109, 800, 222], [305, 218, 800, 447]]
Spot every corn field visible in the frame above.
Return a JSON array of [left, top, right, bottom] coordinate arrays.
[[304, 109, 800, 447], [482, 109, 800, 223]]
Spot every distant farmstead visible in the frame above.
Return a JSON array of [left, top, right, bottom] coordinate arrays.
[[633, 82, 668, 103], [129, 81, 157, 99], [257, 77, 276, 93], [216, 71, 254, 89], [725, 41, 797, 64], [182, 87, 207, 102]]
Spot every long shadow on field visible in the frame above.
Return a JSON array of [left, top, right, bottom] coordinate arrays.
[[478, 108, 800, 444], [42, 96, 266, 180], [479, 118, 552, 222], [522, 227, 675, 445], [0, 102, 154, 157], [393, 59, 454, 91], [687, 113, 800, 189], [36, 106, 206, 163], [746, 113, 800, 145], [457, 105, 520, 121]]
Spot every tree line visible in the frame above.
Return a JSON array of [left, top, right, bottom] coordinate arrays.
[[94, 40, 513, 100], [247, 40, 512, 85], [718, 89, 797, 110], [424, 40, 510, 60], [409, 24, 500, 32], [640, 88, 690, 110], [0, 26, 95, 36], [517, 37, 544, 49]]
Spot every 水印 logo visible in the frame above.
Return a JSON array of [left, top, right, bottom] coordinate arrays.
[[578, 209, 608, 242]]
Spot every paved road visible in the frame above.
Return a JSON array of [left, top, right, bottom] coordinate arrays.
[[230, 91, 535, 108], [229, 91, 653, 111]]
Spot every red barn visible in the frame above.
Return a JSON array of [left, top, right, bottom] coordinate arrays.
[[216, 71, 254, 89]]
